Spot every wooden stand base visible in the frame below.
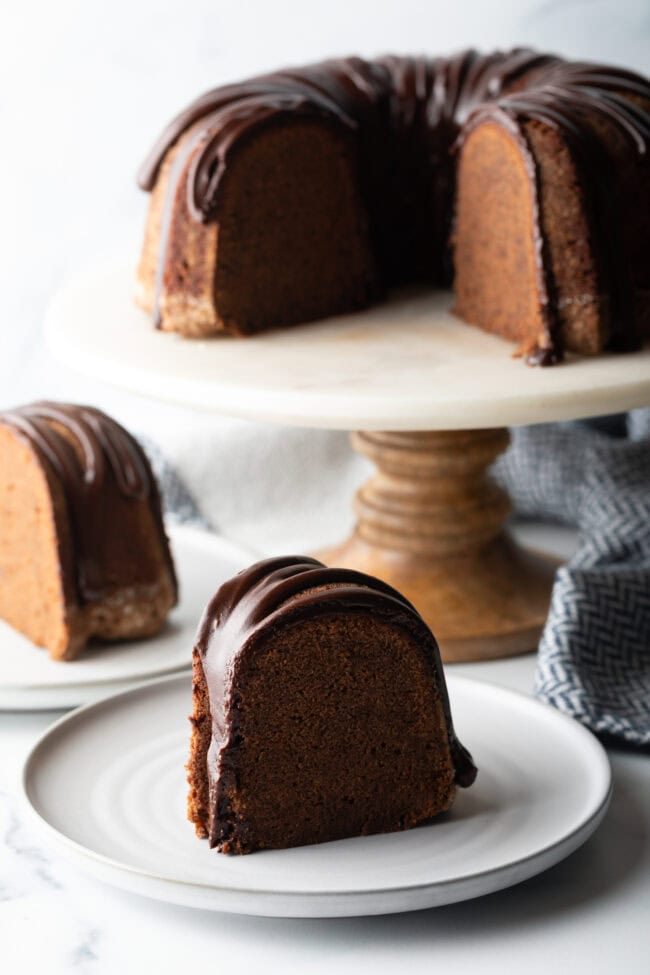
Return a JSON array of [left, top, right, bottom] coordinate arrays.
[[318, 429, 558, 663]]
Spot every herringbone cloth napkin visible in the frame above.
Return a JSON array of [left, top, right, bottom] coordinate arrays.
[[494, 410, 650, 746]]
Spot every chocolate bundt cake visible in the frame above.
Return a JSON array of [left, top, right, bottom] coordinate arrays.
[[187, 556, 477, 854], [0, 402, 177, 660], [137, 49, 650, 365]]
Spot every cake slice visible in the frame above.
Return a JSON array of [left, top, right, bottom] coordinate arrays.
[[452, 84, 650, 362], [187, 556, 476, 854], [0, 402, 177, 660]]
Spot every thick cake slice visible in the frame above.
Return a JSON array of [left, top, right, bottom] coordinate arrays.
[[187, 556, 476, 854], [0, 402, 177, 660], [453, 75, 650, 362]]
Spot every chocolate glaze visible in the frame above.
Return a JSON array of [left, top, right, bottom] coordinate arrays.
[[0, 402, 176, 604], [139, 49, 650, 361], [195, 556, 477, 846]]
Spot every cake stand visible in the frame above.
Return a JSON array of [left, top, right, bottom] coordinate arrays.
[[45, 258, 650, 661]]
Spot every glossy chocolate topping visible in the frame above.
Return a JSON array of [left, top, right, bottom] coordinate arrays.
[[0, 402, 175, 603], [138, 49, 559, 220], [139, 49, 650, 359], [196, 556, 478, 801]]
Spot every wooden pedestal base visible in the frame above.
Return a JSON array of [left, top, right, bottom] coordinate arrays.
[[318, 429, 558, 663]]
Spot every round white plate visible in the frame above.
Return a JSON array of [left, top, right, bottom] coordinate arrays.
[[45, 257, 650, 431], [0, 526, 249, 710], [22, 672, 611, 917]]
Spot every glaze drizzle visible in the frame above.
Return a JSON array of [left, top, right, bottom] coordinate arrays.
[[0, 402, 175, 604]]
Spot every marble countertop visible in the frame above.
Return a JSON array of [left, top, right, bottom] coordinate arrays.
[[2, 650, 649, 975]]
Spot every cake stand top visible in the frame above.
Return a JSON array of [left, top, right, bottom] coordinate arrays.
[[45, 257, 650, 431]]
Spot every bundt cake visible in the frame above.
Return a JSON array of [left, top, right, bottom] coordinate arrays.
[[187, 556, 477, 854], [137, 49, 650, 365], [0, 402, 177, 661]]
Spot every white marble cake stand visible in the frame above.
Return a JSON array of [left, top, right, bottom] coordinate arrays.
[[45, 257, 650, 661]]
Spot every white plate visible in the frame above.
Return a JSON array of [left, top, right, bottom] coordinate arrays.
[[0, 526, 249, 710], [22, 672, 611, 917], [45, 256, 650, 430]]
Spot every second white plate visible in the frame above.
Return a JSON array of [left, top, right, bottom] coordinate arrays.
[[0, 525, 250, 710], [22, 672, 611, 917]]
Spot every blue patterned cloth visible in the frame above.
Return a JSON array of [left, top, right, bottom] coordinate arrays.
[[495, 409, 650, 746]]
